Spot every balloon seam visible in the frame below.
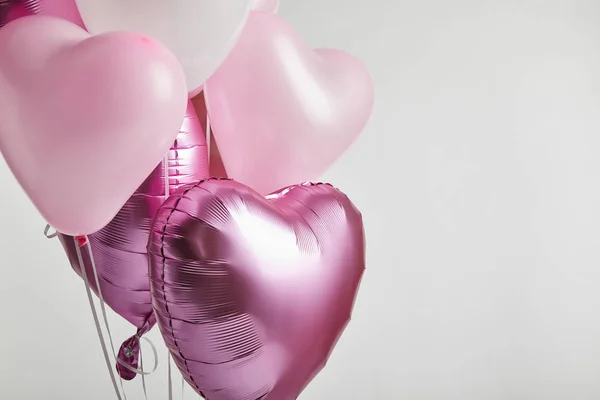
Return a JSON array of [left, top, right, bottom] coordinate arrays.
[[158, 178, 229, 396]]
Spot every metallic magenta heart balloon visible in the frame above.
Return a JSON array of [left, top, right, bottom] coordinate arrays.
[[0, 0, 41, 27], [148, 179, 365, 399], [58, 100, 209, 380]]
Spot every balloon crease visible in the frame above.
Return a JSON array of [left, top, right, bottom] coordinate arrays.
[[158, 179, 229, 397]]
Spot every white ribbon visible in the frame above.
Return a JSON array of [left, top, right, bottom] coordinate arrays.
[[74, 238, 126, 400], [84, 238, 160, 398], [168, 353, 173, 400], [43, 224, 58, 239], [44, 227, 158, 400], [140, 344, 148, 399]]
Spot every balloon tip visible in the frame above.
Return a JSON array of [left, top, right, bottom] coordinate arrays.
[[116, 336, 140, 381], [75, 235, 88, 248]]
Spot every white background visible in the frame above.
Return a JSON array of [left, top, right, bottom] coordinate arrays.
[[3, 0, 600, 399]]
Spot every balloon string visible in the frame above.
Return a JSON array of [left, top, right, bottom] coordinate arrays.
[[140, 346, 148, 400], [83, 239, 130, 399], [74, 238, 125, 400], [43, 224, 57, 238], [45, 226, 157, 399], [86, 237, 159, 377], [168, 353, 173, 400]]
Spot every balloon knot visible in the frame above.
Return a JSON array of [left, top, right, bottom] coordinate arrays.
[[116, 335, 141, 381], [75, 235, 88, 247]]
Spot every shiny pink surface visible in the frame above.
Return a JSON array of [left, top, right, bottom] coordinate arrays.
[[58, 101, 209, 379], [0, 0, 41, 27], [0, 16, 188, 235], [205, 12, 374, 195], [148, 179, 365, 399]]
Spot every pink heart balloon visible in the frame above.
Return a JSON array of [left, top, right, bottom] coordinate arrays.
[[57, 100, 209, 380], [0, 16, 188, 235], [148, 179, 365, 399], [204, 12, 374, 195]]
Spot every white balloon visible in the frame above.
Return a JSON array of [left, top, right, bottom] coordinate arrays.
[[75, 0, 252, 94]]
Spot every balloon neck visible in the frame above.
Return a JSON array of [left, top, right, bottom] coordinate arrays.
[[115, 315, 156, 380], [75, 235, 88, 247]]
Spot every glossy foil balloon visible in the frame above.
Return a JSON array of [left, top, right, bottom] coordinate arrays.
[[148, 179, 365, 399], [204, 12, 374, 195], [0, 0, 41, 27], [0, 16, 188, 235], [59, 101, 209, 380], [75, 0, 252, 94]]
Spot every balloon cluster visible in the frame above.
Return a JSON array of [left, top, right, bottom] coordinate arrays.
[[0, 1, 373, 399]]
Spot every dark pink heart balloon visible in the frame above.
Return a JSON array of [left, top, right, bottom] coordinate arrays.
[[0, 0, 41, 27], [58, 100, 209, 379], [148, 179, 365, 399]]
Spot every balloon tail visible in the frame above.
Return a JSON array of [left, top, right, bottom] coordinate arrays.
[[116, 335, 140, 381], [115, 316, 158, 379]]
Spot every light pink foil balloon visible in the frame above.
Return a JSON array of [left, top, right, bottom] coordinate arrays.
[[0, 16, 188, 235], [58, 101, 209, 379], [148, 179, 365, 399], [252, 0, 279, 13], [204, 12, 374, 195], [40, 0, 85, 27]]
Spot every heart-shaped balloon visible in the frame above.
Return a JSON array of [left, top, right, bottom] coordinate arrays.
[[204, 12, 374, 195], [58, 100, 209, 379], [148, 179, 365, 399], [75, 0, 252, 94], [0, 16, 188, 235]]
